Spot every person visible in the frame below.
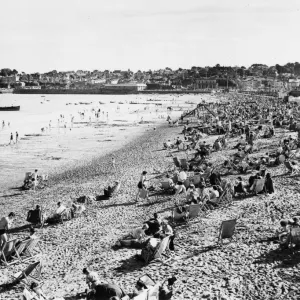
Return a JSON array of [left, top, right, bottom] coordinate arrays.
[[198, 182, 210, 203], [71, 203, 86, 217], [0, 212, 15, 250], [27, 205, 43, 225], [16, 131, 19, 144], [276, 220, 290, 248], [233, 177, 247, 197], [83, 267, 101, 290], [33, 169, 38, 191], [9, 132, 13, 145], [89, 280, 125, 300], [186, 184, 199, 202], [56, 202, 66, 215], [165, 174, 174, 188], [209, 185, 220, 200], [117, 224, 149, 248], [136, 171, 148, 201], [111, 156, 116, 172], [264, 173, 274, 194], [144, 213, 161, 236], [23, 282, 48, 300]]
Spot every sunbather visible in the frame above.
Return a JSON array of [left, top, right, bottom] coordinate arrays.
[[117, 224, 149, 248], [233, 177, 248, 197], [276, 220, 290, 248], [136, 171, 148, 202], [186, 184, 199, 202], [144, 213, 161, 236], [264, 173, 274, 194], [0, 212, 15, 251]]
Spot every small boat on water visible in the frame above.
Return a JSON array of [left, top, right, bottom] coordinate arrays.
[[118, 101, 124, 104], [99, 101, 105, 104], [110, 101, 115, 103], [0, 105, 20, 111]]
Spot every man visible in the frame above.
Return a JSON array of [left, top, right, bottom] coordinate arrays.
[[9, 132, 13, 145], [0, 212, 15, 250], [56, 202, 66, 215], [198, 183, 210, 203], [16, 131, 19, 144], [33, 169, 38, 191], [186, 184, 199, 202], [83, 267, 101, 290]]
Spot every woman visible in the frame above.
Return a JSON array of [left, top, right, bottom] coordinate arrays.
[[136, 171, 148, 201], [264, 173, 274, 194]]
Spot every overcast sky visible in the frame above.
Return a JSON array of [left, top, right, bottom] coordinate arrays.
[[0, 0, 299, 73]]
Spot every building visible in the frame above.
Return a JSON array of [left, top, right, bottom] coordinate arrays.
[[195, 79, 217, 89], [103, 83, 147, 92]]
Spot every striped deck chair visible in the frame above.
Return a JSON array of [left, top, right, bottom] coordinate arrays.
[[153, 236, 171, 261], [0, 239, 18, 266], [13, 261, 42, 285], [22, 238, 42, 261], [218, 219, 237, 246], [11, 239, 33, 264]]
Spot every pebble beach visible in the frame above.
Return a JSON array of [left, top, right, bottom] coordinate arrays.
[[1, 95, 300, 300]]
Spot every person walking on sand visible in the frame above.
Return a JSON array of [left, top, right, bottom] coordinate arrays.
[[15, 131, 19, 144], [33, 169, 38, 191], [136, 171, 148, 202], [9, 132, 14, 144], [112, 156, 116, 172]]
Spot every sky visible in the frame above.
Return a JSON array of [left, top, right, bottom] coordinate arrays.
[[0, 0, 299, 73]]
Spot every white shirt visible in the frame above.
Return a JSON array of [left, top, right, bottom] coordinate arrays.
[[179, 171, 187, 182], [56, 205, 66, 215]]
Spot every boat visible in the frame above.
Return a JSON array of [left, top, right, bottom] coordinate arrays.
[[99, 101, 105, 104], [110, 101, 115, 103], [118, 101, 124, 104], [0, 105, 20, 111]]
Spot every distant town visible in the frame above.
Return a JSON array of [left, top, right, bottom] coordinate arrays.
[[0, 62, 300, 94]]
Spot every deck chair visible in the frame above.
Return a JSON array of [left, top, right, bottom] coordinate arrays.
[[153, 236, 171, 261], [138, 188, 149, 200], [191, 174, 201, 187], [284, 161, 300, 175], [180, 159, 189, 170], [289, 227, 300, 249], [252, 178, 265, 195], [138, 274, 155, 288], [27, 209, 44, 227], [173, 157, 181, 168], [172, 207, 187, 223], [183, 178, 190, 189], [0, 239, 18, 266], [10, 239, 33, 264], [132, 290, 148, 300], [218, 219, 237, 245], [22, 238, 42, 260], [160, 181, 173, 192], [13, 261, 42, 285], [187, 204, 201, 222], [147, 283, 160, 299]]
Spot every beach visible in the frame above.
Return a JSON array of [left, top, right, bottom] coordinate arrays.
[[1, 93, 300, 299]]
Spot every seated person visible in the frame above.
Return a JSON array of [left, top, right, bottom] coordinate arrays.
[[276, 220, 290, 248], [71, 203, 86, 217], [92, 283, 125, 300], [27, 205, 43, 224], [117, 224, 149, 248], [56, 202, 66, 215], [233, 177, 248, 196], [165, 174, 175, 188], [209, 185, 219, 200], [209, 171, 221, 186], [144, 213, 161, 236], [104, 181, 120, 198], [132, 281, 148, 297], [186, 184, 199, 202]]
